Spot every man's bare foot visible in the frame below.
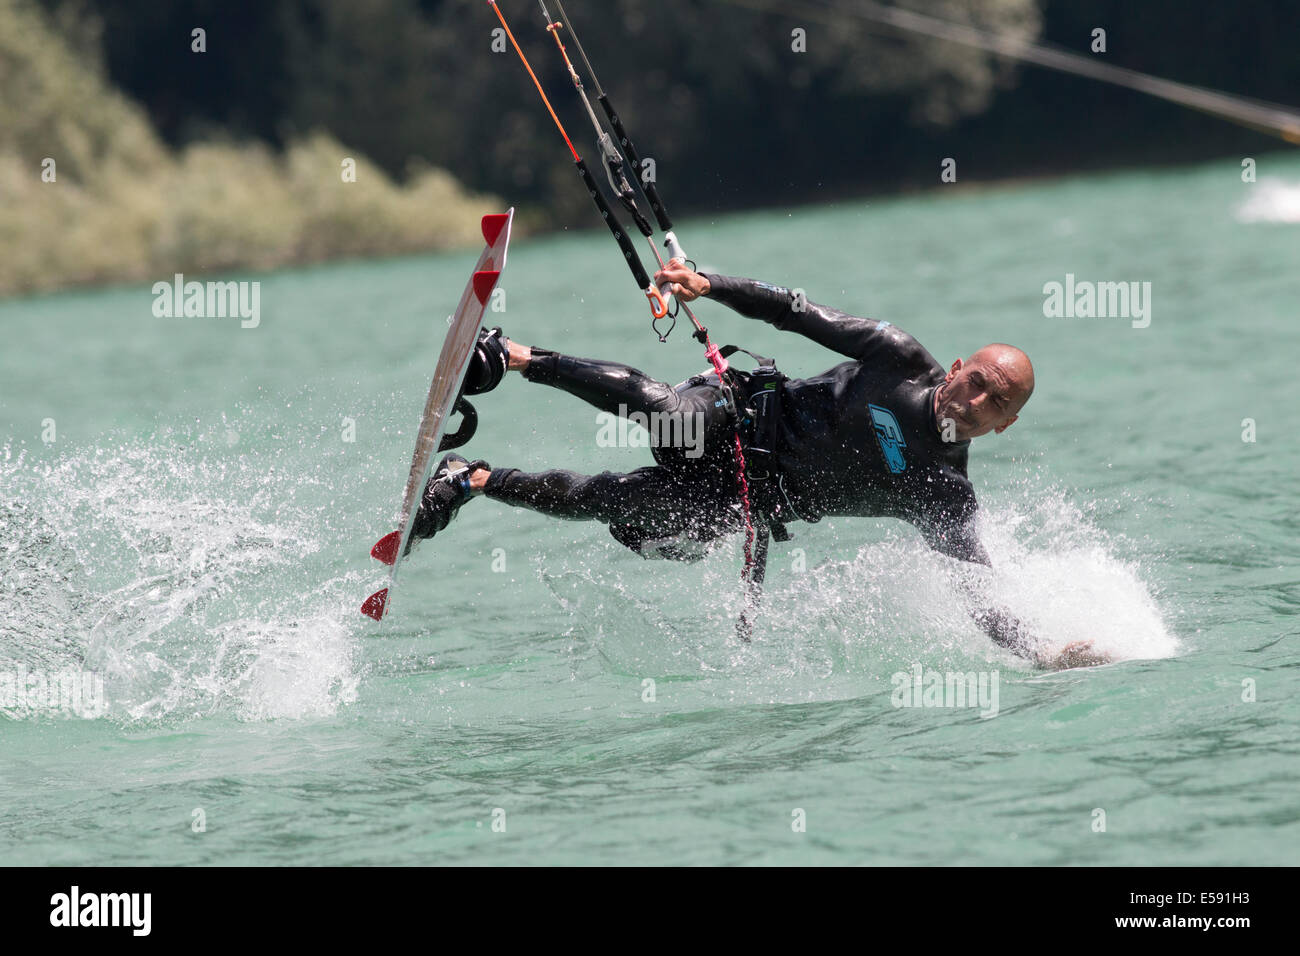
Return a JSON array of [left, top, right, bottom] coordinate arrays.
[[507, 342, 531, 371]]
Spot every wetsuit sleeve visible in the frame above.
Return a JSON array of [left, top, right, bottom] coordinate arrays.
[[913, 499, 1042, 663], [909, 488, 989, 566], [700, 273, 926, 365], [972, 606, 1038, 659]]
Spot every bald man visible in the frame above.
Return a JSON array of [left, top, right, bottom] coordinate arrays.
[[419, 265, 1101, 668]]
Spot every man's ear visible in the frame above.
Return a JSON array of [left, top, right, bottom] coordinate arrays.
[[993, 415, 1019, 434], [946, 357, 963, 382]]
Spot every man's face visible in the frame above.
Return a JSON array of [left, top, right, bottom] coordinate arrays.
[[935, 353, 1031, 441]]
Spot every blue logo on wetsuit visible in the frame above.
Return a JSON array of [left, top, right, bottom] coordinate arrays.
[[868, 404, 907, 474]]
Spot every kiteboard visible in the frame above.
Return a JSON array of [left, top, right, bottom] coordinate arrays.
[[361, 208, 514, 621]]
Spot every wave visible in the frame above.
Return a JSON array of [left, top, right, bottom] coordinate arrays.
[[1, 432, 1175, 722], [0, 439, 359, 723], [539, 479, 1176, 697]]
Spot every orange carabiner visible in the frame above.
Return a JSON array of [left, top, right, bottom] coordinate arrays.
[[645, 285, 670, 319]]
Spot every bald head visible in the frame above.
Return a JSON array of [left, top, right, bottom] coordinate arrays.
[[933, 343, 1035, 441], [968, 343, 1035, 405]]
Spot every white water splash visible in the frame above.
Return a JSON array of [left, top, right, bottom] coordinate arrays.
[[972, 490, 1177, 663], [550, 481, 1176, 691], [0, 441, 359, 722]]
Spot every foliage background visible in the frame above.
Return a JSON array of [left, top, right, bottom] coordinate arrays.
[[2, 0, 1295, 295]]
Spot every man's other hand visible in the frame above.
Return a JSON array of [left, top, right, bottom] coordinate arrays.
[[1042, 640, 1112, 670]]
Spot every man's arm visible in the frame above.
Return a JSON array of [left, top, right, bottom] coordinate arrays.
[[918, 514, 1109, 670], [915, 515, 1040, 661], [656, 263, 917, 365]]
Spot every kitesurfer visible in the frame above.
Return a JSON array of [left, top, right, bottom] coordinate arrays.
[[417, 265, 1105, 669]]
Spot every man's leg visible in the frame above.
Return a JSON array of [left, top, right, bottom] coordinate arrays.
[[503, 341, 735, 469], [469, 339, 736, 488], [478, 463, 741, 560], [454, 341, 741, 557], [508, 341, 737, 441], [506, 342, 682, 419]]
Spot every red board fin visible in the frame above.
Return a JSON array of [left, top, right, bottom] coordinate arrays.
[[370, 530, 401, 566], [472, 270, 500, 305], [481, 212, 509, 248], [361, 588, 389, 621]]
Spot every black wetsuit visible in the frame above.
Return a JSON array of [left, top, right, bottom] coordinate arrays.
[[482, 274, 989, 566]]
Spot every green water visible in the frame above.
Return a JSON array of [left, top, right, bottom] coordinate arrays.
[[2, 155, 1298, 865]]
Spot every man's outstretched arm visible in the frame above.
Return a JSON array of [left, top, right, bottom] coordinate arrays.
[[920, 520, 1041, 662], [656, 263, 919, 365], [921, 517, 1108, 670]]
